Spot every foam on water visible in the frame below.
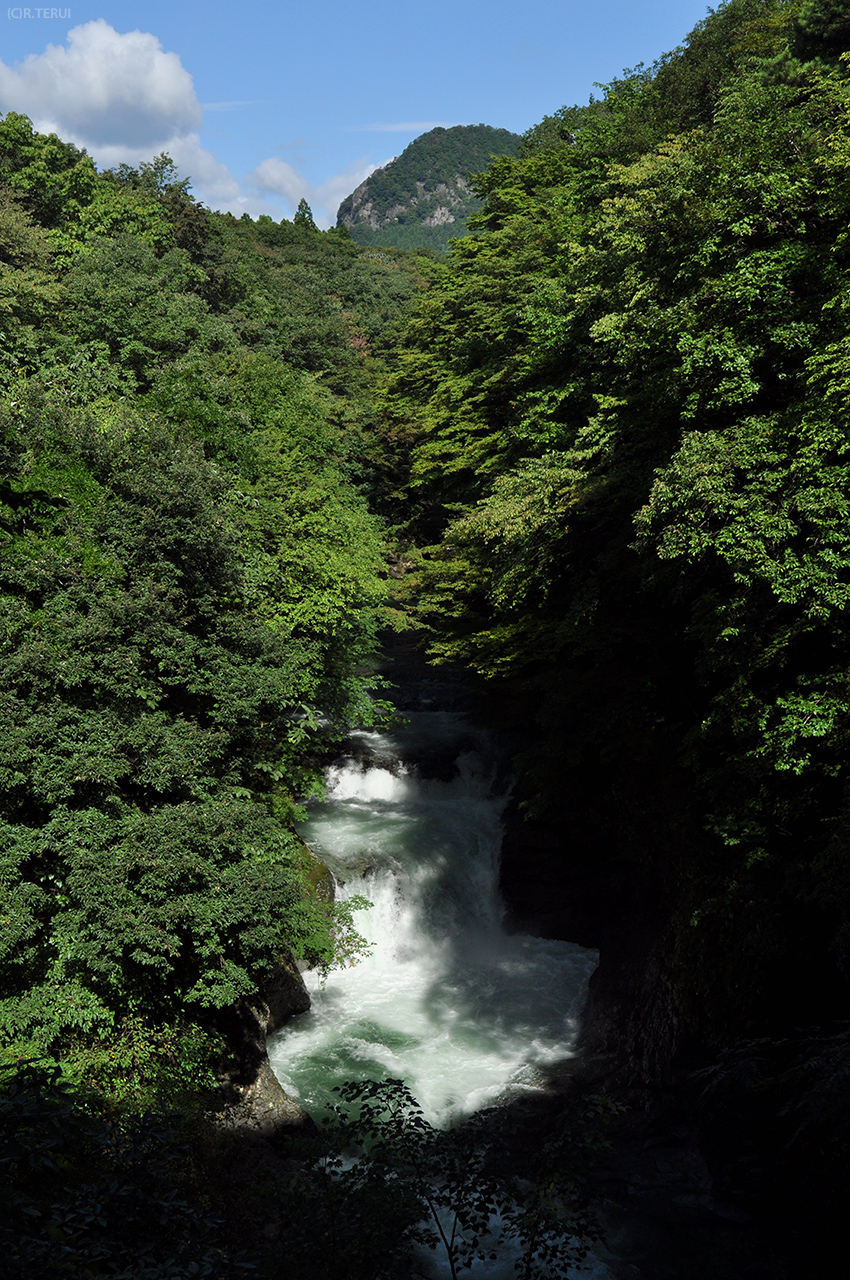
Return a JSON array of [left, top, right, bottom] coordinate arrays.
[[269, 712, 598, 1128]]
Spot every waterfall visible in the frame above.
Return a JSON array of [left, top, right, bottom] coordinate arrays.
[[268, 710, 598, 1127]]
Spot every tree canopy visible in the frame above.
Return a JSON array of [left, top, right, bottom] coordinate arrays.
[[0, 107, 435, 1090], [383, 0, 850, 1051]]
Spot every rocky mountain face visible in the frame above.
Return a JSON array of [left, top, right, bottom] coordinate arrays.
[[336, 124, 521, 252], [343, 174, 474, 232]]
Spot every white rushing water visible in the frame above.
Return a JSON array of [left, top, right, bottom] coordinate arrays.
[[269, 710, 598, 1128]]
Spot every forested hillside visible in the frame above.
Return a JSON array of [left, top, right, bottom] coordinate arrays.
[[380, 0, 850, 1239], [4, 0, 850, 1272], [0, 118, 435, 1096], [336, 124, 521, 252]]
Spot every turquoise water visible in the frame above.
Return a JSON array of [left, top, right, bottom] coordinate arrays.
[[269, 713, 598, 1127]]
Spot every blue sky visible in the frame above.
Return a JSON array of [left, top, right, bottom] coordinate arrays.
[[1, 2, 713, 225]]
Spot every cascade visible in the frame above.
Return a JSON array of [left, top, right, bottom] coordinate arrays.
[[269, 709, 598, 1127]]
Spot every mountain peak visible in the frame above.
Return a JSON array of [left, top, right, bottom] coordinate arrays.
[[336, 124, 521, 252]]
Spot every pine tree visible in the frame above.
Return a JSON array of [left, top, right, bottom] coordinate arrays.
[[294, 197, 317, 229]]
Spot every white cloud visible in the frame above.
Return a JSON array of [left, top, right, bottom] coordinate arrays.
[[249, 157, 307, 208], [0, 21, 391, 228], [0, 20, 275, 215], [0, 19, 201, 148], [247, 155, 390, 228]]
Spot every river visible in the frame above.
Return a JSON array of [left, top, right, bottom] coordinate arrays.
[[268, 708, 598, 1128]]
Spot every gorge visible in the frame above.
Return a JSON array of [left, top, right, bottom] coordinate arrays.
[[3, 2, 850, 1277], [270, 695, 597, 1128]]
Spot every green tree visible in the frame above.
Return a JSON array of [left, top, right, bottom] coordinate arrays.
[[294, 197, 317, 230], [0, 393, 367, 1077], [281, 1078, 602, 1280], [385, 0, 850, 1059]]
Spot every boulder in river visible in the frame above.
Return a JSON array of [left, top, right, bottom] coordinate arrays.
[[218, 949, 314, 1136]]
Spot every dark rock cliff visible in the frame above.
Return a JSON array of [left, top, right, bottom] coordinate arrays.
[[218, 950, 314, 1136]]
